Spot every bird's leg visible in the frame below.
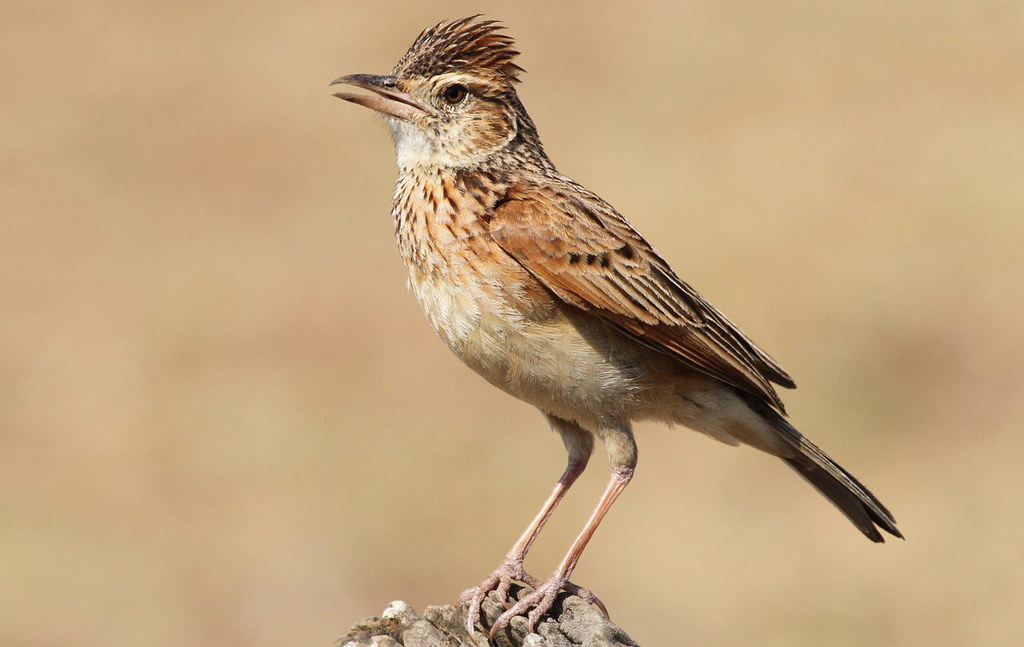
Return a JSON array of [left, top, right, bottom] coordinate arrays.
[[489, 428, 636, 638], [460, 455, 586, 605], [462, 417, 593, 636]]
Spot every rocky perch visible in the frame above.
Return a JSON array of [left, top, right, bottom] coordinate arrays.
[[338, 587, 639, 647]]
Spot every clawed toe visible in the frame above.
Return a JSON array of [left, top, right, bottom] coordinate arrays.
[[461, 560, 537, 636], [486, 575, 568, 638], [463, 566, 610, 639], [560, 581, 609, 618]]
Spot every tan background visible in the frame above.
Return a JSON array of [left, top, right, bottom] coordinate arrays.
[[3, 1, 1023, 645]]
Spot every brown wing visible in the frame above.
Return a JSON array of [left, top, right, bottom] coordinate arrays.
[[489, 181, 795, 413]]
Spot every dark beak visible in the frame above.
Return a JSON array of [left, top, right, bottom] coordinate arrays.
[[330, 74, 427, 121]]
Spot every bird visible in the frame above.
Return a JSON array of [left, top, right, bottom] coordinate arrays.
[[330, 16, 901, 637]]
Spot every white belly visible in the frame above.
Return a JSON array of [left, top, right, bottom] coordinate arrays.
[[408, 270, 643, 429]]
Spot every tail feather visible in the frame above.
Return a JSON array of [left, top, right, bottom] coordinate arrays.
[[753, 402, 902, 542], [782, 451, 901, 542]]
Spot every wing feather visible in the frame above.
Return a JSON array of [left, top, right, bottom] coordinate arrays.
[[489, 182, 795, 412]]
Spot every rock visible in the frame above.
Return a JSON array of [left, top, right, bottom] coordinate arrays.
[[337, 588, 639, 647]]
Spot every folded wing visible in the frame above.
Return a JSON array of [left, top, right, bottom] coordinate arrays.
[[489, 181, 795, 413]]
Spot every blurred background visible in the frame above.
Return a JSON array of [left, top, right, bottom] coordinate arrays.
[[3, 1, 1023, 645]]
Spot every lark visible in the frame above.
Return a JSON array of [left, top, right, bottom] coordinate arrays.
[[331, 16, 901, 637]]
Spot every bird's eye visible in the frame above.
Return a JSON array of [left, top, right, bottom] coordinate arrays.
[[442, 84, 468, 105]]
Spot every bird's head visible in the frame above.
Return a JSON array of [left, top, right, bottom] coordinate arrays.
[[332, 17, 549, 171]]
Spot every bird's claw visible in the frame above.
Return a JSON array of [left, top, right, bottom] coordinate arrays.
[[559, 581, 609, 618], [485, 573, 608, 639], [460, 559, 540, 636]]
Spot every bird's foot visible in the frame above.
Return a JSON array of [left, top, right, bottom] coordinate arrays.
[[486, 572, 609, 639], [459, 558, 541, 636]]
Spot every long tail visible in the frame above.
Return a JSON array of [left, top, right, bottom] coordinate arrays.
[[782, 448, 901, 542], [753, 402, 902, 542]]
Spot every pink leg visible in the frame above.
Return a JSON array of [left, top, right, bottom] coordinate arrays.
[[489, 428, 637, 637], [508, 449, 590, 562], [461, 417, 594, 635]]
